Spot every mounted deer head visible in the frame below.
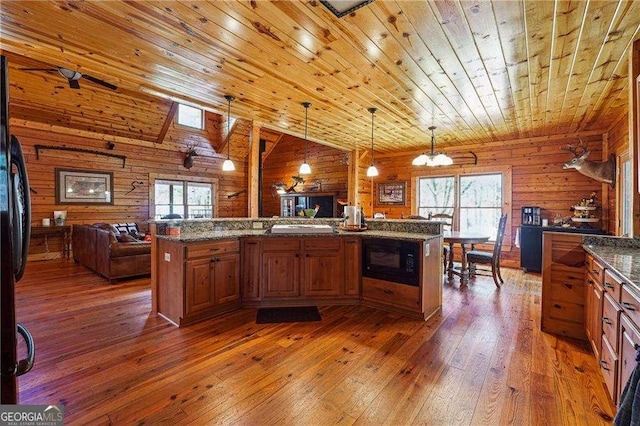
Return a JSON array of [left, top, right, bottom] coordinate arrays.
[[183, 145, 198, 169], [561, 138, 616, 187]]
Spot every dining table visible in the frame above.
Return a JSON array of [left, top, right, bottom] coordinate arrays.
[[443, 231, 491, 285]]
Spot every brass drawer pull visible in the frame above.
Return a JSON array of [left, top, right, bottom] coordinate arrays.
[[604, 282, 614, 289]]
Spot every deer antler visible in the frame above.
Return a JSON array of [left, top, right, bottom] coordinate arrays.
[[561, 137, 587, 157]]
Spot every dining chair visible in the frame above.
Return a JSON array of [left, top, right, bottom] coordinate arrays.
[[428, 212, 454, 272], [467, 213, 508, 287]]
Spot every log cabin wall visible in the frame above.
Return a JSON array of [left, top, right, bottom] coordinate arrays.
[[14, 116, 249, 259], [368, 134, 606, 268], [606, 113, 630, 235], [261, 135, 348, 217]]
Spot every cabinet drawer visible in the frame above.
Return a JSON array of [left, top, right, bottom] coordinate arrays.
[[600, 334, 618, 400], [303, 238, 341, 251], [586, 254, 605, 284], [263, 239, 301, 252], [603, 270, 623, 303], [602, 292, 621, 350], [362, 278, 420, 312], [621, 285, 640, 326], [186, 240, 239, 259]]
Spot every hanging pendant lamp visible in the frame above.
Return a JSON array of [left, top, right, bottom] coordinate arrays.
[[299, 102, 312, 175], [366, 107, 379, 177], [222, 95, 235, 172], [412, 126, 452, 166]]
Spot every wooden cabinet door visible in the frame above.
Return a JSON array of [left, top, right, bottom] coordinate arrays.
[[585, 272, 603, 360], [263, 251, 301, 298], [241, 239, 262, 301], [213, 253, 240, 305], [303, 250, 342, 297], [618, 314, 640, 403], [343, 238, 360, 296], [185, 258, 215, 315]]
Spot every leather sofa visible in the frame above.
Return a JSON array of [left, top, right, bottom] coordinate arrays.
[[72, 223, 151, 282]]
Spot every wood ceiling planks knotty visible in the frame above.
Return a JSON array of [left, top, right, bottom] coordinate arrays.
[[0, 0, 638, 154]]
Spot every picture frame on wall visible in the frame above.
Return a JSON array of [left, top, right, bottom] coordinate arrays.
[[376, 181, 406, 205], [55, 168, 114, 205]]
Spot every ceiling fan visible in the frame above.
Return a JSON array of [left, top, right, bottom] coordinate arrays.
[[19, 66, 117, 90]]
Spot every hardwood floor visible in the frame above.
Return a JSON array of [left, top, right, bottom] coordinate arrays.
[[15, 259, 615, 425]]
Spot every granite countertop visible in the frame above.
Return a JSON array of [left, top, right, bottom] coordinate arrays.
[[157, 229, 441, 243], [583, 243, 640, 292]]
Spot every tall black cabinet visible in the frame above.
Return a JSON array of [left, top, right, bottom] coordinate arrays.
[[520, 225, 605, 273]]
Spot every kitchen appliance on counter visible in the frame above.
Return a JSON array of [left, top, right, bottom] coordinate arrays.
[[362, 238, 420, 286], [521, 206, 541, 226], [1, 55, 36, 403]]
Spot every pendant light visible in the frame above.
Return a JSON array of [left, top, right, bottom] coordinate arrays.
[[412, 126, 452, 166], [366, 107, 379, 177], [299, 102, 312, 175], [222, 95, 235, 172]]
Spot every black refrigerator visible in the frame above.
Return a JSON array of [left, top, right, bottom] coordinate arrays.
[[1, 55, 35, 403]]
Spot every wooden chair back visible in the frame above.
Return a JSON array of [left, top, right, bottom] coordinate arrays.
[[429, 212, 454, 232], [493, 214, 508, 257]]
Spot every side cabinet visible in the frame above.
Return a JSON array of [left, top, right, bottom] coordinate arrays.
[[583, 250, 640, 406], [303, 238, 343, 297], [262, 239, 302, 298], [585, 254, 604, 361], [157, 238, 240, 326], [241, 238, 262, 301], [343, 237, 361, 297], [541, 232, 587, 339]]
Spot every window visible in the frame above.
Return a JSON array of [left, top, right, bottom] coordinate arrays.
[[621, 157, 632, 236], [154, 179, 214, 219], [177, 104, 203, 129], [417, 171, 507, 241]]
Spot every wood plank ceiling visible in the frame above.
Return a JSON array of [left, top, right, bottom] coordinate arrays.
[[1, 0, 638, 154]]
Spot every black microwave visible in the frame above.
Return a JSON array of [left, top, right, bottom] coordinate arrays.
[[362, 238, 420, 286]]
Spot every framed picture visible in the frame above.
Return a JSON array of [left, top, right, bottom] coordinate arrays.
[[55, 168, 114, 205], [377, 182, 406, 205]]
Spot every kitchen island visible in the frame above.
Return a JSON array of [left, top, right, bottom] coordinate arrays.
[[150, 218, 443, 326]]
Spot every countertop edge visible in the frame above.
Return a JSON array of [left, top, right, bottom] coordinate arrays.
[[157, 230, 442, 243]]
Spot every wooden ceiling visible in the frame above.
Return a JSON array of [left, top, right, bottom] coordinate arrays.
[[1, 1, 639, 154]]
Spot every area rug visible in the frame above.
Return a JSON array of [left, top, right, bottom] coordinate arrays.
[[256, 306, 321, 324]]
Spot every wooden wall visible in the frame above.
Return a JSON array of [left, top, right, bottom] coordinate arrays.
[[367, 134, 606, 268], [261, 135, 348, 217], [14, 114, 250, 259]]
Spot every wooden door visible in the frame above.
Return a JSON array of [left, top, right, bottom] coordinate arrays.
[[185, 258, 214, 315], [241, 239, 262, 301], [343, 238, 360, 296], [263, 251, 300, 298], [303, 250, 342, 297], [214, 253, 240, 305], [585, 272, 603, 360]]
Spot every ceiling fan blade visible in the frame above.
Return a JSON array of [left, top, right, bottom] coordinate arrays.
[[18, 68, 58, 72], [82, 74, 117, 90], [68, 78, 80, 89]]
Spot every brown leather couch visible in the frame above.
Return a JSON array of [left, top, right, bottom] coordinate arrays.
[[72, 223, 151, 282]]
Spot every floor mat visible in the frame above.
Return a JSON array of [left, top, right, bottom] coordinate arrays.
[[256, 306, 321, 324]]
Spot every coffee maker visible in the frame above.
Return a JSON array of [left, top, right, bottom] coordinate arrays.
[[521, 206, 541, 226]]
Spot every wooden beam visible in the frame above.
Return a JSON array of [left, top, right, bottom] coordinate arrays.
[[248, 123, 261, 218], [631, 39, 640, 237], [155, 102, 178, 144], [348, 149, 357, 206], [261, 133, 284, 163]]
